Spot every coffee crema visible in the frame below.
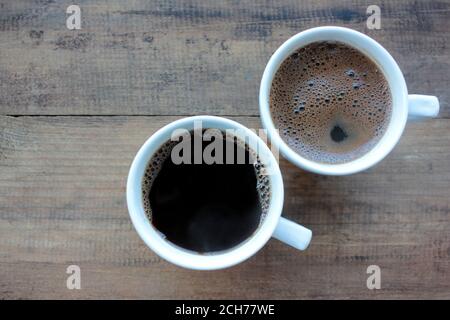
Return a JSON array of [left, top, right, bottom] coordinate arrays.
[[270, 41, 392, 164], [142, 130, 271, 253]]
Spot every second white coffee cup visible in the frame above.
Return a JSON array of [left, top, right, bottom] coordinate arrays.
[[259, 26, 439, 175]]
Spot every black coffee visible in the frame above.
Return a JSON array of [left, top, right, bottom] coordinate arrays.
[[142, 130, 270, 253], [270, 41, 392, 164]]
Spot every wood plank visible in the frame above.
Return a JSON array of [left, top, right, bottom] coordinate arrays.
[[0, 0, 449, 116], [1, 115, 449, 299]]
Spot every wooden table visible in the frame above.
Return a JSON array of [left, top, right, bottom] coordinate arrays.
[[1, 0, 449, 299]]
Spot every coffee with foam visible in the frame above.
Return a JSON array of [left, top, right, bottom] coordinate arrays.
[[142, 130, 271, 253], [270, 41, 392, 164]]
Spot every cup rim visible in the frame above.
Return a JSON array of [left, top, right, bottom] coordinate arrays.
[[126, 115, 284, 270], [259, 26, 408, 175]]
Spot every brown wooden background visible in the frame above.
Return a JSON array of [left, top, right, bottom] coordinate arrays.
[[0, 0, 449, 299]]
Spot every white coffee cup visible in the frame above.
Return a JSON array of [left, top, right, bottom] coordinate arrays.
[[127, 116, 312, 270], [259, 26, 440, 175]]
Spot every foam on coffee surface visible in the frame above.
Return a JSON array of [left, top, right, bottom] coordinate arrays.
[[270, 41, 392, 164], [142, 139, 178, 221]]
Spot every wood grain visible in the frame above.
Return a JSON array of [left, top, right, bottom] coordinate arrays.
[[1, 115, 449, 299], [1, 0, 449, 300], [0, 0, 449, 116]]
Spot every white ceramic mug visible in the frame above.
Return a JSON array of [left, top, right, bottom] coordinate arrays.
[[259, 26, 440, 175], [127, 116, 312, 270]]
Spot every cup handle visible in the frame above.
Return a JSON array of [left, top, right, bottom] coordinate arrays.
[[272, 217, 312, 250], [408, 94, 440, 120]]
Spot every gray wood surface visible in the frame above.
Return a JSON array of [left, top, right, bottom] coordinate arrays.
[[0, 0, 449, 116], [1, 0, 449, 299]]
